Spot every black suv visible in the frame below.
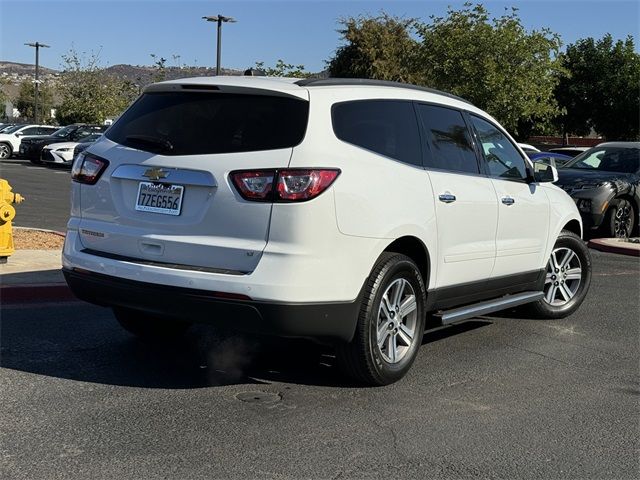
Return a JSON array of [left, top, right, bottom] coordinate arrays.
[[556, 142, 640, 238], [20, 124, 107, 163]]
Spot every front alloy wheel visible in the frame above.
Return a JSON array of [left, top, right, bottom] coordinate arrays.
[[543, 247, 582, 306], [612, 199, 634, 238], [528, 230, 591, 319], [0, 143, 11, 160]]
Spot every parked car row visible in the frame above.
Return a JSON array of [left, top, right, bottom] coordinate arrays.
[[530, 142, 640, 238], [0, 123, 106, 165]]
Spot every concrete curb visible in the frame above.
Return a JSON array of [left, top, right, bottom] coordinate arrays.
[[0, 283, 78, 305], [588, 238, 640, 257]]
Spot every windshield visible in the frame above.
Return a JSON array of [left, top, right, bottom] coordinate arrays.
[[106, 92, 309, 156], [81, 134, 102, 143], [563, 146, 640, 174], [3, 125, 24, 134], [53, 125, 77, 138]]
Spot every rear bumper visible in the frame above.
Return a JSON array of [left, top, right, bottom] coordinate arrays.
[[63, 268, 360, 342]]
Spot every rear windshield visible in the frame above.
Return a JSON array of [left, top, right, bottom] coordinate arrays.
[[106, 92, 309, 156]]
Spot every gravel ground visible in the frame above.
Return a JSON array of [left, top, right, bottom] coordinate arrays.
[[13, 228, 65, 250]]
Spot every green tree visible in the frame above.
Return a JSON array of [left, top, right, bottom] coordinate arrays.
[[56, 49, 138, 125], [254, 59, 311, 78], [0, 78, 9, 120], [14, 79, 55, 122], [555, 35, 640, 140], [328, 13, 423, 84], [416, 3, 564, 135], [149, 53, 167, 82]]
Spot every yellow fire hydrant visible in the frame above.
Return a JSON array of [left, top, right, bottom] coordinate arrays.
[[0, 178, 25, 263]]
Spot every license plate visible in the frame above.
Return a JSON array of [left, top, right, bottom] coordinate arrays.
[[135, 182, 184, 216]]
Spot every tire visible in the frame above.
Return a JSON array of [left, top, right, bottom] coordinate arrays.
[[0, 143, 12, 160], [528, 230, 592, 319], [113, 307, 191, 339], [605, 199, 635, 238], [337, 252, 426, 386]]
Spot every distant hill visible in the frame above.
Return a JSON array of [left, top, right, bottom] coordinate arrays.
[[0, 61, 59, 75], [1, 60, 328, 83], [102, 64, 244, 86]]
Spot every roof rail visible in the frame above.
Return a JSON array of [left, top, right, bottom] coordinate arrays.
[[295, 78, 473, 105]]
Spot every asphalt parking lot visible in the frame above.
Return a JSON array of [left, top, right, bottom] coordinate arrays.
[[0, 158, 71, 232], [1, 250, 638, 479]]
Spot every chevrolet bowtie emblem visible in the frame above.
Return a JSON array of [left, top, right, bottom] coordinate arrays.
[[143, 167, 169, 181]]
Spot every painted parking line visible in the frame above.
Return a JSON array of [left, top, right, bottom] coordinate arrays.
[[26, 166, 46, 170], [54, 171, 69, 174]]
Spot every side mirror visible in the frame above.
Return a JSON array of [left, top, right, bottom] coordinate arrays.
[[15, 132, 23, 137], [533, 163, 558, 183]]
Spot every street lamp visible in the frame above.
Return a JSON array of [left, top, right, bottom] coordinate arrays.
[[202, 15, 236, 76], [24, 42, 50, 124]]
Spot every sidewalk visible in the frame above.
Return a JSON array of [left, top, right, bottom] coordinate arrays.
[[0, 249, 76, 304], [588, 238, 640, 257]]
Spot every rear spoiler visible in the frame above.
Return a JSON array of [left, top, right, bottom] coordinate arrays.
[[144, 81, 309, 100]]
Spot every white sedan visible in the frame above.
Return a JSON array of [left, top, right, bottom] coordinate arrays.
[[41, 134, 102, 165], [40, 141, 79, 164]]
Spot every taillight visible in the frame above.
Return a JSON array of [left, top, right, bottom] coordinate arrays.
[[71, 152, 109, 185], [230, 169, 340, 202], [230, 170, 275, 201]]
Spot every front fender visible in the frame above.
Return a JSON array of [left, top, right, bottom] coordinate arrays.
[[543, 184, 583, 261]]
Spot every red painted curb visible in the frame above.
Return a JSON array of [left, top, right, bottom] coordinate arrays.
[[0, 283, 79, 305], [588, 239, 640, 257]]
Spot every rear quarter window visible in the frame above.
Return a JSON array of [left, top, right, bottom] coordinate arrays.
[[106, 92, 309, 156], [331, 100, 422, 167]]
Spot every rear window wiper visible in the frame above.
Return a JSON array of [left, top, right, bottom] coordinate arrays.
[[125, 135, 174, 153]]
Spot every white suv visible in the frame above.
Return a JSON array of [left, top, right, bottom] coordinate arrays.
[[63, 77, 592, 385], [0, 124, 58, 159]]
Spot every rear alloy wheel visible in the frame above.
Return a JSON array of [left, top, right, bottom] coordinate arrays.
[[337, 252, 426, 386], [607, 199, 635, 238], [0, 143, 12, 160], [113, 307, 191, 340], [528, 230, 591, 319]]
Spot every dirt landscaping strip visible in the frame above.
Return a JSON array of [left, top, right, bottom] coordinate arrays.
[[13, 228, 65, 250]]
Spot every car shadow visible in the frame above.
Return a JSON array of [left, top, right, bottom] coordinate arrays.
[[422, 319, 493, 344], [1, 305, 493, 389]]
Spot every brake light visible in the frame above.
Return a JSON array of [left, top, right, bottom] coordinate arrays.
[[276, 169, 340, 201], [71, 152, 109, 185], [230, 169, 340, 202]]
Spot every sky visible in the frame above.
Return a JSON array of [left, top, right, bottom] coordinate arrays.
[[1, 0, 638, 73]]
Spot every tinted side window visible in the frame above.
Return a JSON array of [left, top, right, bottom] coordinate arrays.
[[21, 127, 40, 135], [40, 127, 58, 135], [332, 100, 422, 167], [470, 116, 528, 180], [415, 104, 479, 174]]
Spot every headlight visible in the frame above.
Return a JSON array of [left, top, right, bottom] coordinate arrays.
[[56, 147, 73, 152], [576, 199, 592, 212]]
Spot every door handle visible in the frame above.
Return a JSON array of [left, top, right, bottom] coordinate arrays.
[[501, 196, 515, 206], [439, 193, 456, 203]]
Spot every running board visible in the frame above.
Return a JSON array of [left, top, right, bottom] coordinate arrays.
[[435, 291, 544, 325]]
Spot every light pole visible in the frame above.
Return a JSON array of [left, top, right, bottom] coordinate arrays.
[[24, 42, 50, 124], [202, 15, 236, 75]]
